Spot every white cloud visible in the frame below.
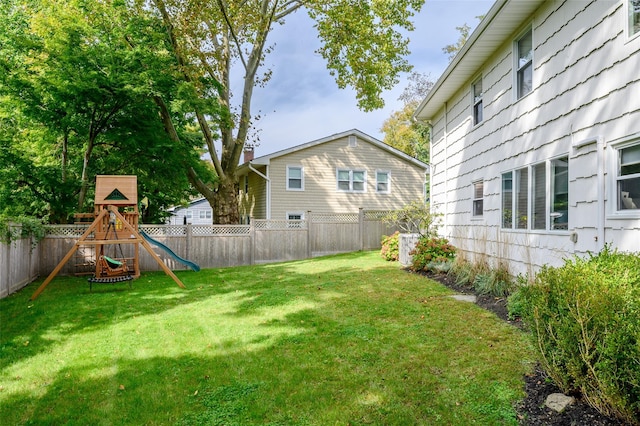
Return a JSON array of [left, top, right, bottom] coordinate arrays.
[[245, 0, 493, 156]]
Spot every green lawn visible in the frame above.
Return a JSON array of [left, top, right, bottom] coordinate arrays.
[[1, 251, 534, 425]]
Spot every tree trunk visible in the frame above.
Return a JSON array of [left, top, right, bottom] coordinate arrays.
[[212, 176, 239, 224]]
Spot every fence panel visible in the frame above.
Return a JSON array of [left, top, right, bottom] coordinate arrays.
[[1, 236, 40, 298], [3, 210, 397, 298]]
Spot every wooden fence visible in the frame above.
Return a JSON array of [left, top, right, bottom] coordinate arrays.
[[3, 210, 398, 297], [0, 225, 40, 298]]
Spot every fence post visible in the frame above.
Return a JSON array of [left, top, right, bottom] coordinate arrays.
[[359, 208, 365, 251], [249, 218, 255, 265], [186, 223, 192, 260], [307, 210, 312, 258]]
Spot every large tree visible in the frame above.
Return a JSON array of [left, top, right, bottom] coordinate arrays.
[[380, 72, 433, 164], [143, 0, 426, 223], [0, 0, 207, 222]]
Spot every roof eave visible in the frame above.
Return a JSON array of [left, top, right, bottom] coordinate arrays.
[[414, 0, 545, 122]]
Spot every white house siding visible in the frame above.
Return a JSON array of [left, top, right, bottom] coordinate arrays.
[[167, 199, 213, 225], [266, 136, 426, 220], [427, 0, 640, 276]]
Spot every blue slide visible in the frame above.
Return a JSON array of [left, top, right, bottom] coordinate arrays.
[[139, 230, 201, 272]]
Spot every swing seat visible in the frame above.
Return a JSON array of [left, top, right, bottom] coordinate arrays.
[[88, 274, 133, 290], [103, 255, 123, 269], [97, 255, 129, 277]]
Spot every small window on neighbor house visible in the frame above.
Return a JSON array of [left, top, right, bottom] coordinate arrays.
[[244, 175, 249, 194], [337, 169, 366, 192], [287, 166, 303, 190], [472, 78, 483, 125], [186, 210, 193, 219], [472, 181, 484, 216], [287, 212, 304, 228], [630, 0, 640, 37], [349, 135, 358, 147], [199, 210, 212, 219], [376, 171, 390, 193], [516, 28, 533, 99], [617, 143, 640, 210]]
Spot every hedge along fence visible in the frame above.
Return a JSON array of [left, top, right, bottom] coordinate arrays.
[[3, 210, 398, 297]]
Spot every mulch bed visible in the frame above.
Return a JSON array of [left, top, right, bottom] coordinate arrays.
[[418, 270, 627, 426]]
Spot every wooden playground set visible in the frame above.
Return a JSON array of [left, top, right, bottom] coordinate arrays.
[[31, 175, 192, 300]]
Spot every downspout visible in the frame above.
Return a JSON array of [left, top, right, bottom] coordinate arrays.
[[596, 137, 605, 251], [572, 135, 605, 251], [248, 163, 271, 220], [443, 102, 449, 237]]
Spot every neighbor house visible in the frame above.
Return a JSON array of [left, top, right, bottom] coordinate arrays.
[[414, 0, 640, 275], [237, 129, 430, 222], [166, 198, 213, 225]]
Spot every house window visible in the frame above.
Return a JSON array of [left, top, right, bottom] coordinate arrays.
[[630, 0, 640, 37], [502, 157, 569, 230], [472, 181, 484, 217], [244, 175, 249, 194], [287, 166, 304, 190], [349, 135, 358, 147], [516, 28, 533, 99], [502, 168, 530, 229], [337, 169, 366, 192], [376, 171, 390, 193], [186, 210, 193, 219], [287, 212, 305, 228], [199, 210, 212, 219], [617, 143, 640, 210], [472, 77, 483, 125]]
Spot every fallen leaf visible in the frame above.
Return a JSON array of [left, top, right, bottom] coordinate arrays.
[[193, 390, 198, 396], [119, 384, 125, 390]]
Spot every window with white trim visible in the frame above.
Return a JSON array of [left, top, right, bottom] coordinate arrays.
[[286, 212, 305, 228], [472, 180, 484, 217], [516, 28, 533, 99], [376, 171, 390, 193], [287, 166, 304, 190], [186, 210, 193, 219], [244, 175, 249, 194], [337, 169, 366, 192], [472, 77, 483, 125], [630, 0, 640, 37], [616, 143, 640, 211], [199, 209, 212, 219], [502, 156, 569, 230]]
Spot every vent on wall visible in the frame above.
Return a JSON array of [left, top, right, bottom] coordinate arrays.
[[349, 135, 358, 147]]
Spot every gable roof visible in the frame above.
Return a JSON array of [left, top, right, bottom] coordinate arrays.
[[414, 0, 545, 122], [241, 129, 430, 171]]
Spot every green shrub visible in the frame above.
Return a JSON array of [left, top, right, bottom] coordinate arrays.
[[409, 236, 456, 272], [520, 246, 640, 424], [0, 215, 46, 246], [380, 231, 400, 261], [473, 262, 513, 298]]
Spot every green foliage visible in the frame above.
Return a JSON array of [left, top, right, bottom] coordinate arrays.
[[0, 215, 46, 245], [519, 246, 640, 424], [382, 200, 440, 236], [380, 231, 399, 261], [473, 262, 513, 298], [409, 235, 456, 272]]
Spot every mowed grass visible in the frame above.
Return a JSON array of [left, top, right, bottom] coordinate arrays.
[[1, 251, 534, 425]]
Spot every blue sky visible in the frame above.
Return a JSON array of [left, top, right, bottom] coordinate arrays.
[[241, 0, 494, 155]]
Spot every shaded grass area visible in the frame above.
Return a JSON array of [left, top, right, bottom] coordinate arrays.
[[1, 251, 534, 425]]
